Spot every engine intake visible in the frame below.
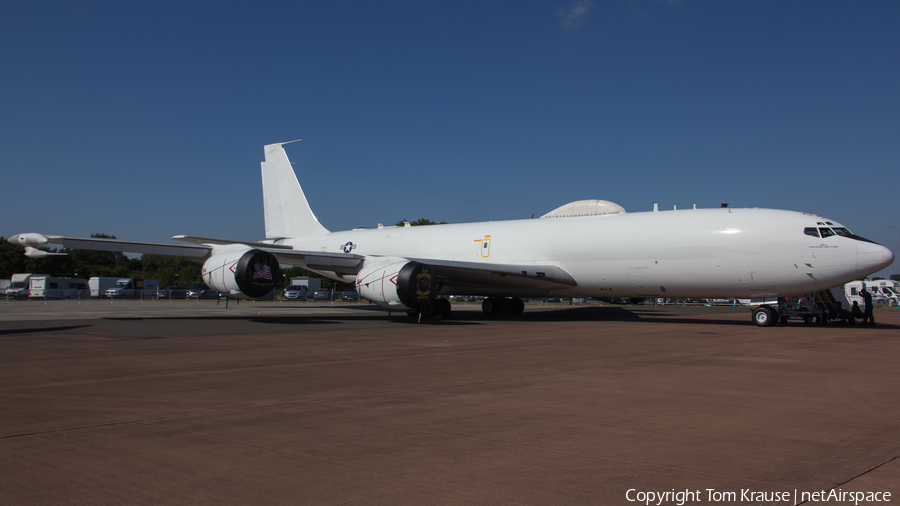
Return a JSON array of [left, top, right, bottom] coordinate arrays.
[[202, 248, 280, 299], [356, 259, 437, 309]]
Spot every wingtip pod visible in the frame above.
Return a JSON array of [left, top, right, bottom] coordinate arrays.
[[9, 233, 50, 246]]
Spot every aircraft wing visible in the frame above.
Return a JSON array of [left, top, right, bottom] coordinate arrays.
[[11, 234, 368, 271], [10, 233, 212, 259], [410, 258, 577, 290], [171, 235, 294, 249], [11, 233, 574, 290], [255, 246, 576, 290], [264, 249, 365, 274]]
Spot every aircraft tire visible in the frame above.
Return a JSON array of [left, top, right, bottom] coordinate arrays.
[[512, 297, 525, 315], [422, 301, 436, 317], [499, 298, 513, 315], [482, 297, 499, 314], [752, 306, 777, 327], [436, 298, 451, 318]]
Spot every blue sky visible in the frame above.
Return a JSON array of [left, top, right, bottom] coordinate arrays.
[[2, 1, 898, 276]]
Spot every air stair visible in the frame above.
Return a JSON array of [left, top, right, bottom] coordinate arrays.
[[774, 287, 846, 325]]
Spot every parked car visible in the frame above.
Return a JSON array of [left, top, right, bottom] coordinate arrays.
[[283, 285, 308, 300], [157, 286, 187, 299], [341, 290, 359, 301], [313, 289, 333, 301], [186, 282, 217, 299]]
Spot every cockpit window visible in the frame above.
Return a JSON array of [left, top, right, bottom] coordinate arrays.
[[833, 227, 853, 237], [804, 227, 820, 238], [815, 225, 877, 244]]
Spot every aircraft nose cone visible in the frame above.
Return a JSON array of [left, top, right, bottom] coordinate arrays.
[[857, 240, 895, 276]]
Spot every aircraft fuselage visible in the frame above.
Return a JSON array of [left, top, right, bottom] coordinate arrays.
[[282, 207, 886, 299]]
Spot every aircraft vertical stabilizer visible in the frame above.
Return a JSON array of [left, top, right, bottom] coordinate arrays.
[[261, 142, 330, 239]]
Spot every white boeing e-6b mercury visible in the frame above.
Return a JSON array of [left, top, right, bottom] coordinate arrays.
[[9, 141, 894, 326]]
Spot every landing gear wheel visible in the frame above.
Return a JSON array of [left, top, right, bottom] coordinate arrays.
[[421, 301, 436, 317], [435, 298, 451, 318], [482, 297, 500, 314], [752, 306, 777, 327], [499, 298, 513, 315], [512, 297, 525, 315]]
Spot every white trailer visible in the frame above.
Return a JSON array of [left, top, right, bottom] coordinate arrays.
[[864, 279, 900, 302], [6, 273, 50, 300], [844, 280, 898, 305], [89, 277, 121, 298], [28, 277, 90, 299]]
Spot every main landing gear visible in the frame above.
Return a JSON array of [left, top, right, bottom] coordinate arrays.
[[482, 297, 525, 316], [406, 298, 452, 319]]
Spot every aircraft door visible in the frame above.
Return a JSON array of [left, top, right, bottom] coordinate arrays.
[[480, 236, 491, 258], [627, 267, 652, 290]]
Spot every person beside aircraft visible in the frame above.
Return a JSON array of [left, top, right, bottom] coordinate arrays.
[[860, 288, 875, 326], [850, 301, 864, 325]]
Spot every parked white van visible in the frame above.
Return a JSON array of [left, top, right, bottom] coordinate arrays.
[[28, 277, 90, 299], [89, 277, 121, 298], [105, 278, 160, 299], [865, 279, 900, 301]]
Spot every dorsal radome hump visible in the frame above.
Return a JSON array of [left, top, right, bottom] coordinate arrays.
[[540, 200, 626, 219]]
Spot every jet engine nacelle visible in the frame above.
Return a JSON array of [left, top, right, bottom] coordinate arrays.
[[356, 258, 437, 310], [202, 248, 280, 299]]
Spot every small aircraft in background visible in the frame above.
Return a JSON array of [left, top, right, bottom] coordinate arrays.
[[10, 141, 894, 326]]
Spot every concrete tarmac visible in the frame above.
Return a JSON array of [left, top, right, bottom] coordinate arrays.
[[1, 300, 899, 505]]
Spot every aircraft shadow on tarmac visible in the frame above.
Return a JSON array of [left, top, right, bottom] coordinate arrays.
[[0, 325, 92, 336], [93, 305, 899, 327], [630, 309, 900, 329], [99, 306, 644, 326]]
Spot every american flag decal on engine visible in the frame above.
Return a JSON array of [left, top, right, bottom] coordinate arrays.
[[253, 264, 273, 281]]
